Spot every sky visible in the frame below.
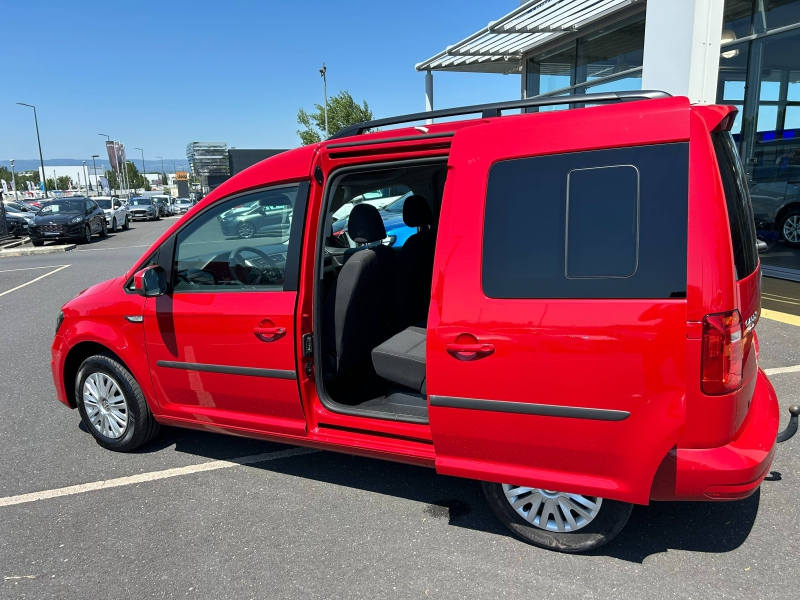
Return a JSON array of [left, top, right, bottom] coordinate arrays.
[[2, 0, 521, 164]]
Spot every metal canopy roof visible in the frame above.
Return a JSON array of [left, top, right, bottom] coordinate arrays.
[[416, 0, 641, 74]]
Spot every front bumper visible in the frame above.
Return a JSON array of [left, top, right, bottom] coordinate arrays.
[[29, 224, 86, 241], [129, 211, 155, 220], [651, 369, 780, 501]]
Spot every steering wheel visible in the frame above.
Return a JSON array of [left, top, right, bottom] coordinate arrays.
[[228, 246, 281, 285]]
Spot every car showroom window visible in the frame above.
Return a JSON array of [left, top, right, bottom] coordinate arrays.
[[482, 144, 688, 299], [172, 186, 299, 292]]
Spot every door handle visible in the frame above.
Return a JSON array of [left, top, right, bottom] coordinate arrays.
[[446, 342, 495, 361], [254, 326, 286, 342]]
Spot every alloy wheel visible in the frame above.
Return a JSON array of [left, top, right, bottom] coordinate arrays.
[[82, 372, 129, 439], [237, 222, 255, 239], [784, 215, 800, 244], [85, 225, 92, 243], [501, 484, 603, 532]]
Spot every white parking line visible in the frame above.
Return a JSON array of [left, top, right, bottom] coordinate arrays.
[[764, 364, 800, 376], [0, 265, 71, 297], [75, 244, 152, 252], [0, 265, 68, 274], [0, 447, 318, 508]]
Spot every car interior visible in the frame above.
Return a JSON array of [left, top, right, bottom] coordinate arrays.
[[317, 160, 447, 424]]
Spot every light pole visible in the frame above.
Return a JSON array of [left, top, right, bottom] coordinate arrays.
[[91, 155, 100, 194], [83, 161, 91, 196], [156, 156, 165, 186], [320, 63, 328, 139], [9, 159, 18, 201], [17, 103, 48, 198]]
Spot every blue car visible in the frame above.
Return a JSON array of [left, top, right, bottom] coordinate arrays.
[[332, 192, 416, 247]]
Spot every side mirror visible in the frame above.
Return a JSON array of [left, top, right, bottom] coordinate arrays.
[[134, 265, 168, 297]]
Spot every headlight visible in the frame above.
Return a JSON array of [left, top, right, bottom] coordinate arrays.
[[68, 216, 83, 224], [381, 235, 397, 246], [55, 311, 65, 336]]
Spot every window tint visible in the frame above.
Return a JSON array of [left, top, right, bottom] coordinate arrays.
[[482, 144, 688, 299], [172, 186, 300, 292], [566, 166, 639, 278], [712, 131, 759, 280]]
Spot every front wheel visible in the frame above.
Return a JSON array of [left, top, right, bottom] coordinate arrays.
[[99, 220, 108, 238], [780, 209, 800, 248], [75, 354, 160, 452], [31, 239, 44, 247], [123, 215, 130, 230], [111, 218, 117, 233], [82, 225, 92, 244], [481, 482, 632, 553]]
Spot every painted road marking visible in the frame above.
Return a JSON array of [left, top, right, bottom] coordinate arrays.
[[0, 265, 71, 298], [761, 308, 800, 327], [762, 294, 800, 307], [75, 244, 152, 252], [0, 264, 68, 274], [0, 447, 318, 508], [764, 364, 800, 376]]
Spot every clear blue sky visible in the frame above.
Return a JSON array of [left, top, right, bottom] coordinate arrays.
[[2, 0, 520, 162]]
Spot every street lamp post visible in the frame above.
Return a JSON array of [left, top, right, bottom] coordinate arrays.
[[320, 63, 328, 139], [82, 161, 90, 196], [9, 159, 18, 201], [91, 155, 100, 194], [134, 147, 145, 192], [156, 156, 166, 186], [17, 103, 48, 198]]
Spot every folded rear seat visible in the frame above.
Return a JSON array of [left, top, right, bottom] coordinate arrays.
[[371, 326, 427, 394]]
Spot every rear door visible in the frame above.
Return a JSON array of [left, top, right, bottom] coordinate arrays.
[[427, 99, 692, 504]]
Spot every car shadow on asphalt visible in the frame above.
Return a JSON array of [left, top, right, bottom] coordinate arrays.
[[114, 424, 763, 562]]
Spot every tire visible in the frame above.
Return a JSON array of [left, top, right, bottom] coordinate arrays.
[[779, 209, 800, 248], [75, 353, 160, 452], [31, 239, 44, 247], [82, 225, 92, 244], [237, 222, 255, 239], [99, 220, 108, 238], [123, 215, 130, 230], [111, 218, 117, 233], [481, 481, 633, 553]]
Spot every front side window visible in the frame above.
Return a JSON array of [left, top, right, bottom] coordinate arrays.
[[172, 186, 299, 292]]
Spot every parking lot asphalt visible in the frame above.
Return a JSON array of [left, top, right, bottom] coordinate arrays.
[[1, 220, 799, 599]]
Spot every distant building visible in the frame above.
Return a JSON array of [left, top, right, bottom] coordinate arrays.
[[186, 142, 229, 192], [228, 149, 287, 176]]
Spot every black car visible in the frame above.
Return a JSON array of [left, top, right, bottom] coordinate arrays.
[[217, 194, 293, 239], [28, 198, 107, 246], [5, 212, 31, 238], [127, 197, 159, 221]]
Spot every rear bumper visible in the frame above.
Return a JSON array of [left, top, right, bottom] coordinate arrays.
[[651, 369, 780, 501]]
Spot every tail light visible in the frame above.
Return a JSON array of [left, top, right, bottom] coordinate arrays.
[[701, 310, 743, 395]]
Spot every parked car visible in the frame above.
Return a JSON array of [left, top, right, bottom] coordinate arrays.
[[174, 198, 193, 214], [5, 212, 31, 238], [3, 200, 40, 216], [29, 197, 106, 246], [217, 194, 293, 239], [50, 92, 793, 554], [147, 195, 175, 216], [749, 162, 800, 247], [94, 197, 130, 232], [126, 197, 159, 221], [330, 187, 408, 221], [331, 192, 416, 248]]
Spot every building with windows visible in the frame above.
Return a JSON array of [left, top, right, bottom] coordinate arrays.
[[418, 0, 800, 280], [186, 142, 230, 192]]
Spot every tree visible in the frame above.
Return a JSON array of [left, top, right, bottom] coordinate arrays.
[[46, 178, 56, 191], [105, 169, 118, 191], [56, 175, 72, 191], [297, 90, 374, 145], [0, 166, 40, 193]]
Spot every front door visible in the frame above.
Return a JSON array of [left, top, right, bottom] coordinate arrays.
[[144, 183, 309, 436], [427, 103, 692, 505]]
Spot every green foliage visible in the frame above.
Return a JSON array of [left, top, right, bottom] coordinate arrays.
[[56, 175, 72, 191], [0, 166, 40, 193], [297, 90, 374, 145], [45, 178, 56, 191]]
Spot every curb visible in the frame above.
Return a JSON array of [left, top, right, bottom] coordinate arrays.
[[0, 244, 76, 258]]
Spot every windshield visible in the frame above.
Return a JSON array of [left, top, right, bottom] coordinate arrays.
[[383, 192, 413, 213], [96, 200, 112, 209], [39, 200, 84, 214], [129, 198, 153, 206]]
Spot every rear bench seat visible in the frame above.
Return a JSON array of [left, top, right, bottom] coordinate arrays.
[[371, 326, 427, 394]]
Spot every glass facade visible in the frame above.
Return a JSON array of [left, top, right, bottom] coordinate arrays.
[[524, 1, 800, 276]]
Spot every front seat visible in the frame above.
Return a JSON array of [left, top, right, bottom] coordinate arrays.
[[322, 203, 397, 379], [393, 195, 436, 329]]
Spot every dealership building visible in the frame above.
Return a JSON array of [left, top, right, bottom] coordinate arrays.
[[418, 0, 800, 281]]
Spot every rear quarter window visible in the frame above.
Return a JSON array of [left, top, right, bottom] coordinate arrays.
[[482, 144, 689, 299]]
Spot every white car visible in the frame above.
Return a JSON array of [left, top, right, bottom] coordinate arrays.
[[331, 189, 408, 221], [94, 196, 130, 232]]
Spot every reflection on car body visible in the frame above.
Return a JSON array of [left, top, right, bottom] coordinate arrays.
[[217, 194, 293, 239]]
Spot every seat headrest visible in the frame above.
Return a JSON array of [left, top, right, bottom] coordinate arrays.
[[349, 203, 386, 243], [402, 195, 434, 228]]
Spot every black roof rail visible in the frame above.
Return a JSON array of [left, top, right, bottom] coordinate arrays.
[[329, 90, 672, 140]]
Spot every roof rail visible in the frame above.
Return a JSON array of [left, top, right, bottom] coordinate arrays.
[[329, 90, 671, 140]]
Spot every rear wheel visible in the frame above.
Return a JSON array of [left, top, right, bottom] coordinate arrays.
[[482, 481, 632, 553], [780, 209, 800, 248], [31, 239, 44, 247], [75, 354, 160, 452], [237, 222, 255, 239]]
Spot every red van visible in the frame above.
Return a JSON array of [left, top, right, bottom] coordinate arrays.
[[51, 91, 797, 553]]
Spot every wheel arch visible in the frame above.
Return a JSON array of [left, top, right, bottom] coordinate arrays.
[[63, 342, 127, 408], [775, 201, 800, 227]]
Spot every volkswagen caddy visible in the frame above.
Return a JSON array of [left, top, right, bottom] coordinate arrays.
[[50, 91, 797, 553]]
